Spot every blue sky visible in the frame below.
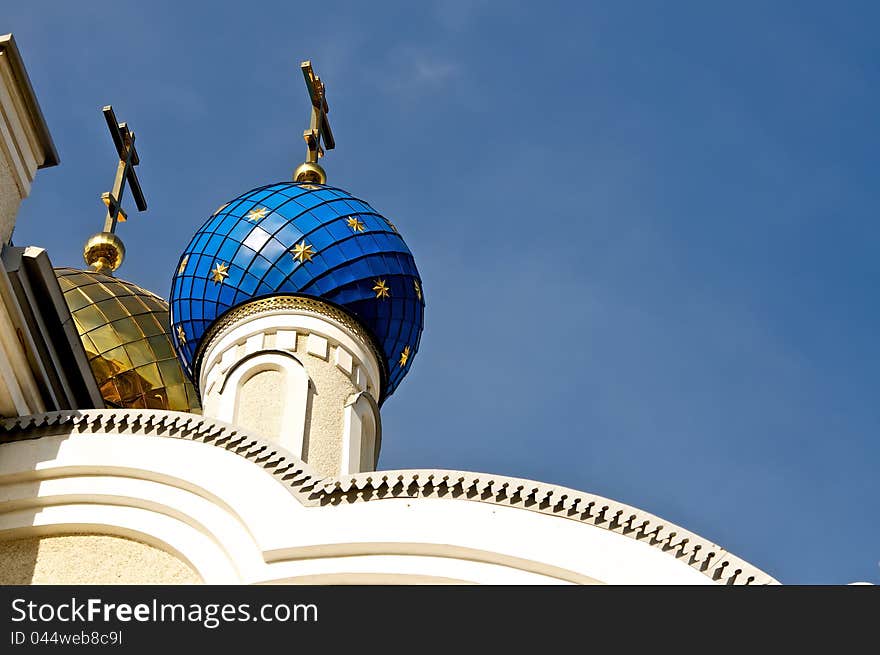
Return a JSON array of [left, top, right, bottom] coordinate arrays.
[[6, 1, 878, 584]]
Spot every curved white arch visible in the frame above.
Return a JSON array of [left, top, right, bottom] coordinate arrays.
[[204, 351, 311, 458], [342, 391, 381, 474], [0, 430, 721, 584]]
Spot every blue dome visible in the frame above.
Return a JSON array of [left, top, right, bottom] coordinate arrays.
[[169, 181, 424, 400]]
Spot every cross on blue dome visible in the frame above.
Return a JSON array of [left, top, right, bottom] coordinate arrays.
[[169, 181, 424, 400]]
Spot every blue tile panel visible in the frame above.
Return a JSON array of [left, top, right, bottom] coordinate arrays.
[[169, 181, 424, 401]]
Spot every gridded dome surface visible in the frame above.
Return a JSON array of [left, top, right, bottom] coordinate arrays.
[[56, 268, 201, 412], [170, 181, 424, 399]]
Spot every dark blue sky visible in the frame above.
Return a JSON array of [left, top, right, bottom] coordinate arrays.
[[6, 1, 878, 584]]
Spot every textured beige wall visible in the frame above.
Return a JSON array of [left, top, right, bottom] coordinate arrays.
[[296, 333, 358, 478], [237, 369, 284, 438], [0, 534, 201, 584], [0, 153, 22, 243]]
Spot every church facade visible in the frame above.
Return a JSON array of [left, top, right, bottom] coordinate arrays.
[[0, 34, 776, 585]]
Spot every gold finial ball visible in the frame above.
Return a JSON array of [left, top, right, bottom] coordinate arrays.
[[293, 161, 327, 185], [83, 231, 125, 273]]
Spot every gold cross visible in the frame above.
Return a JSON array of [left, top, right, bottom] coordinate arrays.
[[100, 105, 147, 234], [300, 60, 335, 164]]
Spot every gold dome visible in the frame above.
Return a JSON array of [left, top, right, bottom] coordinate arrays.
[[55, 267, 200, 413]]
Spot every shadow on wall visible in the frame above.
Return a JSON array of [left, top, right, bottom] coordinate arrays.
[[0, 535, 39, 584]]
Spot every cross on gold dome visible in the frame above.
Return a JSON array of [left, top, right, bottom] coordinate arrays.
[[83, 105, 148, 275], [100, 105, 147, 231], [294, 60, 335, 184]]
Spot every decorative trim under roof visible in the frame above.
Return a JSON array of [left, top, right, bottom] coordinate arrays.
[[0, 409, 778, 585], [193, 294, 388, 397]]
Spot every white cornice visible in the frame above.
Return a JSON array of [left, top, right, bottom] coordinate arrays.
[[0, 409, 779, 585]]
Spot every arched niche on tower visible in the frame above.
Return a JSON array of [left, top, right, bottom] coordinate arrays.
[[213, 350, 311, 459], [342, 391, 381, 474]]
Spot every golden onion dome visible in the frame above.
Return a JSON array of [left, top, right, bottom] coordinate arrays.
[[55, 267, 200, 413]]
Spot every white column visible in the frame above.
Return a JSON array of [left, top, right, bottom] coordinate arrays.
[[0, 34, 58, 417], [0, 34, 59, 243]]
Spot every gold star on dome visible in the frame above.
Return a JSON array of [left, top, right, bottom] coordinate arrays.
[[372, 279, 391, 299], [213, 202, 229, 217], [176, 325, 187, 345], [346, 216, 366, 232], [398, 345, 410, 367], [385, 218, 399, 233], [413, 279, 422, 300], [291, 240, 316, 263], [246, 206, 269, 222], [178, 254, 189, 275], [210, 262, 229, 284]]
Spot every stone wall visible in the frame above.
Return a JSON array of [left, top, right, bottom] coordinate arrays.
[[0, 533, 201, 584]]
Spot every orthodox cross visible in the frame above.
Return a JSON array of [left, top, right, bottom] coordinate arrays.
[[300, 60, 335, 163], [100, 105, 147, 233]]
